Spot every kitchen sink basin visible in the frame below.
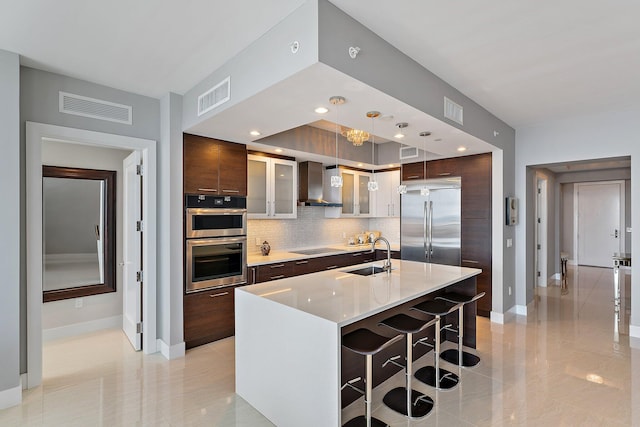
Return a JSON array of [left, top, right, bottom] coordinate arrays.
[[345, 266, 388, 276], [290, 247, 340, 255]]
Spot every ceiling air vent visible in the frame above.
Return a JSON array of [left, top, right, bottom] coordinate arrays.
[[198, 76, 231, 116], [399, 146, 419, 160], [59, 92, 132, 125], [444, 97, 463, 125]]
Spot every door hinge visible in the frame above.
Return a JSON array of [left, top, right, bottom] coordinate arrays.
[[537, 244, 541, 250], [136, 164, 144, 176], [537, 271, 541, 277], [136, 220, 144, 232], [136, 271, 143, 282], [537, 188, 541, 194], [136, 322, 143, 334], [537, 218, 541, 224]]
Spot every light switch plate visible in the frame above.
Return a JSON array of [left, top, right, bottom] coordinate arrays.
[[506, 238, 513, 248]]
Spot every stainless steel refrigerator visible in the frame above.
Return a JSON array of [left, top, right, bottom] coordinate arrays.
[[400, 177, 461, 265]]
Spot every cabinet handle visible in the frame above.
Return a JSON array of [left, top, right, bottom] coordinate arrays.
[[209, 291, 229, 298], [222, 189, 240, 193], [252, 268, 256, 284], [438, 172, 452, 176], [352, 253, 362, 257], [270, 264, 285, 269], [295, 260, 309, 265], [198, 188, 217, 192], [462, 259, 480, 264], [270, 275, 285, 280], [326, 265, 338, 270], [364, 258, 373, 263], [406, 175, 420, 179]]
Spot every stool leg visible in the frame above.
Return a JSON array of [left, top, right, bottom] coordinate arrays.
[[458, 306, 464, 367], [406, 332, 413, 418], [365, 354, 372, 427], [434, 316, 441, 386]]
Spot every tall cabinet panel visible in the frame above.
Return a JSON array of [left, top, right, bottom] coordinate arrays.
[[374, 169, 400, 217], [247, 154, 297, 219]]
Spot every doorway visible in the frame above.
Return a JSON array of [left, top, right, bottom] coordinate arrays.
[[575, 181, 625, 267], [535, 177, 548, 287], [26, 122, 157, 388]]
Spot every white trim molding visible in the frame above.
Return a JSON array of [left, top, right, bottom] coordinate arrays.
[[157, 339, 186, 360], [0, 381, 21, 410]]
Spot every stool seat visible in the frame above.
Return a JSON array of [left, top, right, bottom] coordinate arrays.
[[342, 328, 402, 355], [435, 291, 485, 305], [412, 299, 458, 317], [379, 313, 436, 334]]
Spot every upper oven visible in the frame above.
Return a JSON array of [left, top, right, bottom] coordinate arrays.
[[185, 195, 247, 238]]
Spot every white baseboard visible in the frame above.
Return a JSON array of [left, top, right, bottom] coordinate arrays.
[[490, 311, 505, 324], [550, 273, 561, 282], [513, 305, 528, 316], [0, 381, 21, 410], [20, 374, 27, 390], [630, 324, 640, 339], [43, 315, 122, 341], [158, 339, 185, 360], [490, 304, 526, 324]]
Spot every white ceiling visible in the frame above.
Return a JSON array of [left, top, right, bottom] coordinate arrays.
[[2, 0, 638, 131]]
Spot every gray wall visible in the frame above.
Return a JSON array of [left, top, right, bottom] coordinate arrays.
[[0, 49, 21, 403], [20, 66, 161, 372]]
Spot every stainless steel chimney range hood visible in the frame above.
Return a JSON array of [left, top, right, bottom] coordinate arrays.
[[298, 161, 342, 207]]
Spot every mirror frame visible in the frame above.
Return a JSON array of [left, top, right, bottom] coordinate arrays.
[[42, 165, 116, 302]]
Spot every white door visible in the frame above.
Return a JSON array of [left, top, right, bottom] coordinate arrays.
[[536, 179, 548, 286], [576, 181, 623, 267], [123, 151, 142, 350]]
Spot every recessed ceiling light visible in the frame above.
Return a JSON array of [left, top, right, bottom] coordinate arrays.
[[457, 146, 467, 152], [314, 107, 329, 114], [274, 148, 283, 153], [249, 130, 261, 136]]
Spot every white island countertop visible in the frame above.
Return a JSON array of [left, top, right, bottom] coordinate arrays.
[[240, 260, 481, 326]]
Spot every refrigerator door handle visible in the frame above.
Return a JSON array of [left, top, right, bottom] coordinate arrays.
[[424, 200, 429, 260], [429, 201, 434, 257]]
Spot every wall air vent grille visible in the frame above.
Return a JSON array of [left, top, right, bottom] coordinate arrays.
[[59, 92, 132, 125], [444, 97, 463, 125], [198, 76, 231, 116], [399, 146, 419, 160]]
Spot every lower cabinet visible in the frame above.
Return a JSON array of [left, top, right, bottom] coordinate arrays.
[[184, 286, 239, 349]]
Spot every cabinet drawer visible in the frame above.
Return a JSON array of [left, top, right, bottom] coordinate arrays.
[[184, 288, 236, 348], [255, 261, 295, 282]]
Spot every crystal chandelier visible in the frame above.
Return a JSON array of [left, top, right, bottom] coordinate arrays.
[[342, 128, 370, 146]]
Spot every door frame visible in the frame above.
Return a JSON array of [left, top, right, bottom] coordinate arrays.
[[574, 180, 625, 266], [534, 176, 548, 287], [26, 122, 157, 388]]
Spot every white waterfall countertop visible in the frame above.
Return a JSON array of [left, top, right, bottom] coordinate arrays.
[[239, 260, 480, 326]]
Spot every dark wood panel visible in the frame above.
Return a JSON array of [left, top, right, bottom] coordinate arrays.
[[427, 157, 459, 178], [184, 287, 237, 348], [459, 153, 491, 219], [461, 218, 492, 266], [183, 133, 219, 194], [401, 162, 425, 181], [219, 140, 247, 196], [255, 261, 295, 283]]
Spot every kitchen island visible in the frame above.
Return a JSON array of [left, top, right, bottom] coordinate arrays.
[[235, 260, 481, 427]]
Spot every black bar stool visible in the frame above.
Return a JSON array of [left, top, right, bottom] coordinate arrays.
[[410, 300, 460, 390], [435, 292, 485, 367], [377, 314, 436, 419], [342, 328, 403, 427]]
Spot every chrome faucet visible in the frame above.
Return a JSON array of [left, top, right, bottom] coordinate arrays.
[[371, 236, 392, 272]]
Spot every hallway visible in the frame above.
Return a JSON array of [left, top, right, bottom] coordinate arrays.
[[0, 265, 637, 426]]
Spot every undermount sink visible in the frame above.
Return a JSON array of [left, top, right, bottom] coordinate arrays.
[[290, 247, 340, 255], [345, 266, 388, 276]]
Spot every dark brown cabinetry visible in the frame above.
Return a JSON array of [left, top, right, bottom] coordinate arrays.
[[183, 133, 247, 195], [184, 286, 239, 349], [401, 153, 492, 317]]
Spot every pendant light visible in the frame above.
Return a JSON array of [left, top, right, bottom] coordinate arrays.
[[366, 111, 380, 191], [419, 131, 431, 196], [329, 96, 345, 188], [396, 123, 409, 195]]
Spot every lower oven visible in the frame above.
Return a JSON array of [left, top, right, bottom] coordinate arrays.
[[185, 235, 247, 293]]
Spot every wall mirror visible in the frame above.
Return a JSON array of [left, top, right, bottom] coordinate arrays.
[[42, 165, 116, 302]]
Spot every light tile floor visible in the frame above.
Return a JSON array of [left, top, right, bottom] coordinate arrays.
[[1, 265, 638, 426]]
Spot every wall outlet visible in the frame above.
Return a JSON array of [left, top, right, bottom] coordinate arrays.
[[255, 237, 261, 246], [508, 286, 512, 296], [75, 297, 83, 308]]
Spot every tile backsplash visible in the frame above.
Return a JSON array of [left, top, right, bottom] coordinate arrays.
[[247, 207, 400, 254]]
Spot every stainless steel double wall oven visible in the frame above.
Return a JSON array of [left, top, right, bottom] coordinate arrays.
[[185, 195, 247, 293]]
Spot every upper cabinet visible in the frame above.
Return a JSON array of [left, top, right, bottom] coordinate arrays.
[[247, 154, 297, 219], [373, 169, 400, 217], [401, 161, 426, 181], [183, 133, 247, 196], [427, 157, 459, 179], [326, 168, 373, 217]]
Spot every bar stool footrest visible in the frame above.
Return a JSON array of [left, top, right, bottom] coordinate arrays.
[[441, 348, 481, 367], [382, 387, 433, 419], [343, 415, 388, 427], [415, 366, 459, 390]]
